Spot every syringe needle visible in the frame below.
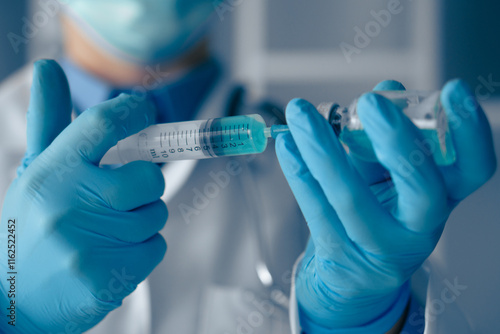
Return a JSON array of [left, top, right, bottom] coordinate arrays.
[[264, 125, 290, 139]]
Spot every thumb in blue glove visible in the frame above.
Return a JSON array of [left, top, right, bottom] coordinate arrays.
[[0, 60, 168, 333], [17, 59, 72, 175]]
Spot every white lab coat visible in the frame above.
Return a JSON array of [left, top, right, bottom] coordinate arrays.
[[1, 65, 500, 334]]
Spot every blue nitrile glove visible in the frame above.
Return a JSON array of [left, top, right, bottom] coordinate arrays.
[[0, 60, 167, 333], [276, 80, 497, 333]]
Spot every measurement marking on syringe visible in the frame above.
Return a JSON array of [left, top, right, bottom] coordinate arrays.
[[177, 132, 180, 146], [168, 132, 171, 147]]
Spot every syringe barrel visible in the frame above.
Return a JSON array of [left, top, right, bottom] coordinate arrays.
[[100, 114, 269, 165]]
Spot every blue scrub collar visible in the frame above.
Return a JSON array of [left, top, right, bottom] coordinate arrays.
[[59, 57, 221, 123]]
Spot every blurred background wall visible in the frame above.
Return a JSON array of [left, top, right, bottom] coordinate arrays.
[[0, 1, 28, 82], [1, 0, 499, 98], [443, 0, 500, 90], [233, 0, 439, 104]]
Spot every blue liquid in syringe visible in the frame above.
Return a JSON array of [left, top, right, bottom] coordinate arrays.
[[205, 115, 269, 157], [100, 114, 289, 165]]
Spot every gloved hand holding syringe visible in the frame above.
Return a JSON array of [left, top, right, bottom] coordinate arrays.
[[100, 90, 456, 166]]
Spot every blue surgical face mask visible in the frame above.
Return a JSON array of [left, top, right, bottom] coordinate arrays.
[[64, 0, 218, 64]]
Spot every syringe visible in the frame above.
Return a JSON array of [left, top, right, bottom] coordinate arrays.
[[100, 90, 456, 166], [100, 114, 290, 165]]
